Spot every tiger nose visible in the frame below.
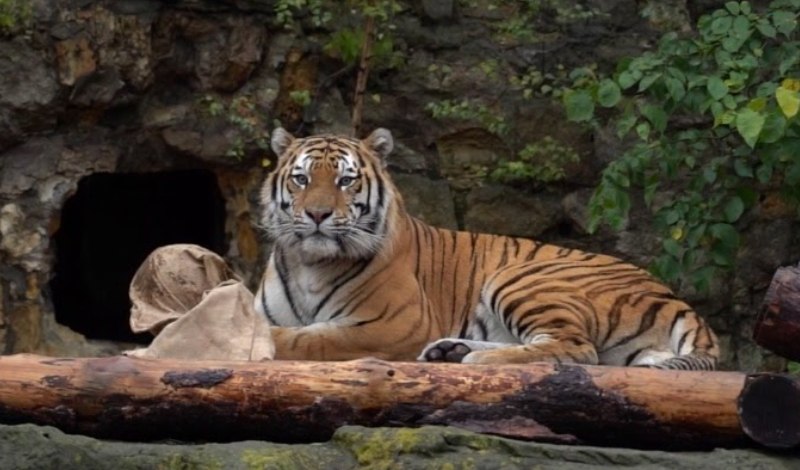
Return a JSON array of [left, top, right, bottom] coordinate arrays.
[[306, 208, 333, 224]]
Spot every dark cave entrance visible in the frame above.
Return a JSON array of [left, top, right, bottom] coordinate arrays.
[[50, 170, 227, 343]]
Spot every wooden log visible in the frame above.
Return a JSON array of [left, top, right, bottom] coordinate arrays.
[[753, 264, 800, 361], [738, 374, 800, 449], [0, 354, 756, 450]]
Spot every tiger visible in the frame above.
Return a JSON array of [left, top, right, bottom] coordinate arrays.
[[254, 127, 720, 370]]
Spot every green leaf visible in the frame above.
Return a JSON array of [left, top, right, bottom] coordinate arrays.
[[690, 266, 716, 292], [665, 209, 681, 225], [735, 108, 765, 148], [722, 37, 744, 52], [636, 121, 651, 140], [639, 104, 668, 133], [644, 176, 659, 207], [710, 223, 740, 248], [597, 79, 621, 107], [757, 21, 777, 38], [725, 2, 740, 15], [707, 76, 729, 100], [789, 361, 800, 374], [724, 196, 745, 222], [711, 16, 734, 35], [747, 97, 767, 112], [563, 90, 595, 122], [616, 113, 637, 137], [652, 254, 682, 284], [772, 10, 798, 36], [734, 158, 754, 178], [665, 77, 686, 102], [703, 167, 717, 183], [663, 239, 683, 258], [617, 71, 637, 90], [686, 223, 707, 248], [638, 73, 662, 92], [756, 163, 773, 183], [740, 1, 751, 14], [776, 86, 800, 118], [760, 111, 787, 144], [732, 15, 750, 35]]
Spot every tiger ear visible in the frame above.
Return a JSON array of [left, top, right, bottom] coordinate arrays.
[[364, 128, 394, 165], [271, 127, 295, 158]]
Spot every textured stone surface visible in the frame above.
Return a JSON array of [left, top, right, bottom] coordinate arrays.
[[393, 173, 458, 230], [420, 0, 455, 22], [1, 424, 798, 470], [464, 185, 563, 238]]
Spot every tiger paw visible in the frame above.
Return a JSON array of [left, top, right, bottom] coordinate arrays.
[[418, 339, 473, 363]]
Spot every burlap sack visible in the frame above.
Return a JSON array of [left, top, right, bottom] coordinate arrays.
[[125, 244, 274, 361]]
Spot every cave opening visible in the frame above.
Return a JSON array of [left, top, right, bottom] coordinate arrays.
[[50, 170, 227, 344]]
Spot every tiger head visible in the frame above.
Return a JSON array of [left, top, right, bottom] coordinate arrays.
[[260, 128, 402, 262]]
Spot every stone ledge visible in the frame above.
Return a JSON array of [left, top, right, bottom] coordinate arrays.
[[1, 424, 796, 470]]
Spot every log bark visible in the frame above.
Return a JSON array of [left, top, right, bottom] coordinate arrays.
[[753, 264, 800, 361], [0, 354, 760, 450]]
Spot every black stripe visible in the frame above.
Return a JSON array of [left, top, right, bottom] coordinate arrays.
[[607, 301, 666, 349], [475, 317, 488, 340], [461, 234, 481, 324], [584, 275, 653, 298], [362, 174, 372, 216], [668, 309, 690, 337], [497, 237, 509, 269], [559, 266, 642, 285], [525, 243, 543, 261], [274, 248, 301, 323], [677, 329, 692, 353], [490, 260, 623, 313], [510, 238, 520, 258], [259, 285, 278, 325], [625, 347, 646, 366], [327, 262, 394, 320], [599, 292, 636, 347], [311, 259, 372, 318], [352, 305, 390, 327], [632, 291, 678, 307]]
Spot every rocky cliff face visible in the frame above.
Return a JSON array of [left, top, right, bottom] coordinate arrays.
[[0, 0, 796, 370]]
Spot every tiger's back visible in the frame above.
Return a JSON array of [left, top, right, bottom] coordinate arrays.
[[256, 127, 719, 369]]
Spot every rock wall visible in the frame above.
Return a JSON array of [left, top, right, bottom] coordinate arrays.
[[0, 0, 797, 370]]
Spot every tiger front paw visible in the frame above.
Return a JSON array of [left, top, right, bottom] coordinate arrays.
[[417, 339, 473, 363]]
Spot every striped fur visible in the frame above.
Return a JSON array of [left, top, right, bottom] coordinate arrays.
[[255, 128, 719, 369]]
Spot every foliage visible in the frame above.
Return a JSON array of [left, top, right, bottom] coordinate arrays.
[[457, 0, 605, 41], [789, 361, 800, 374], [289, 90, 312, 108], [197, 95, 271, 163], [324, 25, 405, 69], [425, 99, 509, 136], [0, 0, 31, 37], [561, 0, 800, 289], [274, 0, 404, 70], [274, 0, 332, 28], [491, 137, 579, 184]]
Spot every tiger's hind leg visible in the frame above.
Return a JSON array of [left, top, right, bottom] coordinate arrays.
[[641, 353, 717, 370], [420, 268, 600, 365]]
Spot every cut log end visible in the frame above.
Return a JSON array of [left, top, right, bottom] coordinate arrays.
[[738, 374, 800, 449], [753, 265, 800, 361]]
